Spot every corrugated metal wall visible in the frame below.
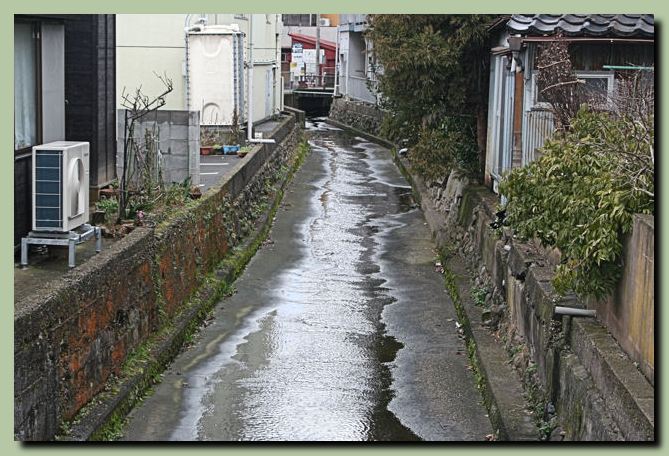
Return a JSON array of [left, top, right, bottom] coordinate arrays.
[[522, 109, 554, 165]]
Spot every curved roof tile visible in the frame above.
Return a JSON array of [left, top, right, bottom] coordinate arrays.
[[507, 14, 654, 38]]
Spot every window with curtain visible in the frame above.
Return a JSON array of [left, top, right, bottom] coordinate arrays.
[[14, 22, 37, 151]]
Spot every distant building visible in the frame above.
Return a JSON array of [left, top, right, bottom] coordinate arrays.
[[286, 33, 337, 89], [13, 14, 116, 249], [336, 14, 378, 104], [116, 14, 283, 125], [485, 14, 654, 191], [280, 14, 338, 90]]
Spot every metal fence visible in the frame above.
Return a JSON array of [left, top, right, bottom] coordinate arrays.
[[282, 66, 337, 91], [343, 75, 378, 104]]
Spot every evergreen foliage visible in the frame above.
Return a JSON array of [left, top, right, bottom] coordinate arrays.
[[500, 107, 654, 298], [367, 14, 497, 179]]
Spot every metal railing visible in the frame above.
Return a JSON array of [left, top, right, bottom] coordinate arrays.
[[282, 66, 336, 90], [342, 75, 378, 104]]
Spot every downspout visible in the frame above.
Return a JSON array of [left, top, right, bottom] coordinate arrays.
[[247, 15, 275, 144], [315, 14, 321, 86], [345, 33, 349, 97], [184, 14, 192, 111], [247, 14, 254, 142], [273, 14, 278, 116]]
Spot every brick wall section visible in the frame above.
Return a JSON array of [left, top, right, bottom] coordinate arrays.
[[15, 113, 302, 441], [15, 228, 157, 439]]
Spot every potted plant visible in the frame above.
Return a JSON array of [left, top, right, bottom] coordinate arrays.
[[237, 145, 251, 158]]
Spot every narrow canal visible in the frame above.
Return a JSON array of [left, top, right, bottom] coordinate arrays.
[[122, 119, 492, 441]]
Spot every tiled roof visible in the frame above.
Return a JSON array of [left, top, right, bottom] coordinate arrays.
[[507, 14, 654, 38]]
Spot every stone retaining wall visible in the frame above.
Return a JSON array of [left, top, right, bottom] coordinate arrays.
[[14, 113, 302, 441], [328, 97, 385, 137], [446, 178, 654, 441]]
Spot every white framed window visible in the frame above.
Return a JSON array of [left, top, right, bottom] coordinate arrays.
[[531, 70, 615, 110], [576, 71, 615, 107]]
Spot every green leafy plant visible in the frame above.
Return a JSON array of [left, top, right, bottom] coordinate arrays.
[[471, 285, 488, 307], [407, 116, 479, 181], [95, 197, 119, 225], [500, 107, 654, 298]]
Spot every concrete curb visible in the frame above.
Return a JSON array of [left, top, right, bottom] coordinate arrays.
[[60, 135, 309, 441]]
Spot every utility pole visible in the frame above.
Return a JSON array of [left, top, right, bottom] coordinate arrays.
[[315, 13, 321, 87]]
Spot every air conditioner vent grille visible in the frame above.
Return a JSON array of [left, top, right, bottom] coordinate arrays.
[[34, 149, 63, 229]]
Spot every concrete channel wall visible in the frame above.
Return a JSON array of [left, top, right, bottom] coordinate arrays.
[[451, 186, 654, 441], [14, 113, 303, 441], [328, 101, 654, 441]]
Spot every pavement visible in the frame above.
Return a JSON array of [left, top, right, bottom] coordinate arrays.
[[198, 154, 240, 193]]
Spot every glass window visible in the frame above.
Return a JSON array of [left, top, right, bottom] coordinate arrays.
[[14, 22, 38, 151], [532, 71, 614, 109]]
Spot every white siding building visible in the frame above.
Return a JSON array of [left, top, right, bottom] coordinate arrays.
[[116, 14, 283, 125]]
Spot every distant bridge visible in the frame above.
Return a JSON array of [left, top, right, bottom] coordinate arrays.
[[284, 87, 335, 116]]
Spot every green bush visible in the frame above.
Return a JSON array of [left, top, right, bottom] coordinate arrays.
[[407, 116, 479, 182], [500, 107, 654, 298]]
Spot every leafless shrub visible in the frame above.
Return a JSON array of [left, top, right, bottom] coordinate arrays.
[[535, 35, 587, 129], [118, 72, 173, 222]]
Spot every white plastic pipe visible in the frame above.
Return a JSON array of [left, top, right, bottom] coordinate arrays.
[[554, 306, 596, 318], [247, 15, 254, 142]]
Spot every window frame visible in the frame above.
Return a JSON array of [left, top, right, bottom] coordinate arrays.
[[14, 19, 42, 156], [531, 70, 615, 111]]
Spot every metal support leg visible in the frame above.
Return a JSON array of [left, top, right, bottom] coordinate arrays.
[[95, 227, 102, 253], [21, 238, 29, 267], [68, 238, 76, 268]]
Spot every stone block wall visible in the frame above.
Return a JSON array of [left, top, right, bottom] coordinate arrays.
[[15, 113, 302, 441], [586, 215, 654, 383], [117, 109, 200, 187], [452, 182, 654, 441], [328, 97, 385, 137]]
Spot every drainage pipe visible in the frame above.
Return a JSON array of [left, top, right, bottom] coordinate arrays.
[[554, 306, 596, 318], [247, 15, 254, 142], [333, 26, 340, 97]]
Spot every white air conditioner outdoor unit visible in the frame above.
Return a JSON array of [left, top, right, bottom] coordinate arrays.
[[319, 18, 330, 26], [32, 141, 90, 232]]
